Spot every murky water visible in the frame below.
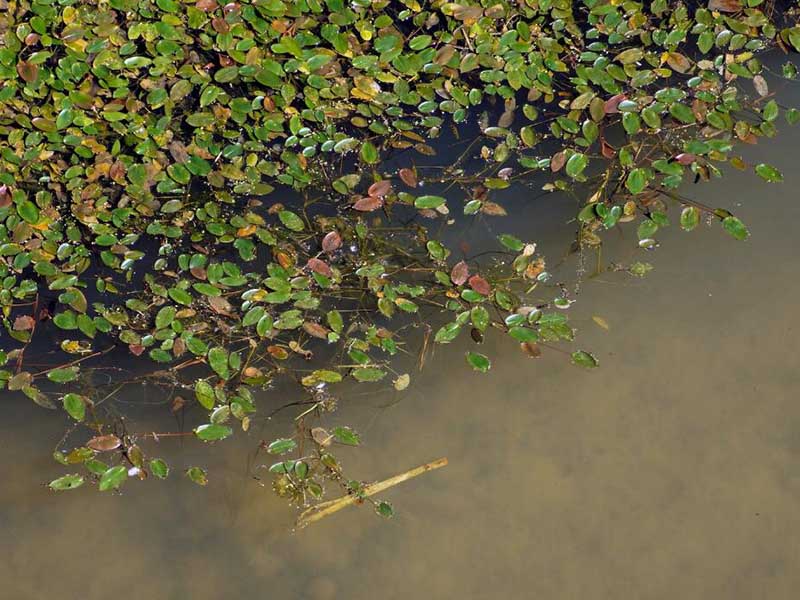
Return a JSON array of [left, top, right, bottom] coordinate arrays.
[[4, 80, 800, 600]]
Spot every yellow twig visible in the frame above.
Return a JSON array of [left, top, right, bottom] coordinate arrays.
[[296, 457, 449, 529]]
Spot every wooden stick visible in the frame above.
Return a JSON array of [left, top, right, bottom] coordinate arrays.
[[296, 457, 448, 529]]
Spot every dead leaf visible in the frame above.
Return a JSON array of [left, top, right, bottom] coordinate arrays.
[[708, 0, 742, 12], [353, 196, 384, 212], [367, 179, 392, 197], [450, 260, 469, 285], [480, 201, 507, 216], [86, 434, 122, 452], [321, 231, 342, 253], [550, 150, 567, 172], [307, 257, 332, 277], [13, 315, 35, 331], [398, 168, 418, 188], [468, 274, 491, 295], [520, 342, 542, 358], [303, 322, 329, 339]]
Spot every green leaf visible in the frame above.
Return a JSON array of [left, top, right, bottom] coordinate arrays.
[[56, 108, 73, 130], [47, 366, 79, 383], [207, 346, 230, 379], [680, 206, 700, 231], [332, 426, 360, 446], [434, 322, 461, 343], [625, 168, 649, 194], [186, 466, 208, 486], [755, 163, 783, 183], [49, 474, 85, 491], [195, 380, 215, 410], [98, 465, 128, 491], [352, 367, 386, 382], [565, 153, 588, 178], [498, 234, 525, 252], [571, 350, 599, 368], [722, 216, 749, 241], [466, 351, 491, 373], [268, 438, 297, 455], [278, 210, 305, 231], [360, 141, 379, 164], [376, 501, 394, 518], [17, 200, 40, 224], [168, 287, 193, 305], [194, 423, 233, 442], [214, 66, 240, 83], [471, 306, 490, 331], [762, 100, 779, 122], [508, 326, 538, 343], [62, 393, 85, 422], [155, 305, 176, 329], [149, 458, 169, 479], [669, 103, 696, 124], [414, 195, 446, 209]]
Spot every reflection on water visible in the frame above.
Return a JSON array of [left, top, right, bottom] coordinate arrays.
[[4, 91, 800, 600]]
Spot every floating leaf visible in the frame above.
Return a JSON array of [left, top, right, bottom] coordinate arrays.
[[267, 438, 297, 455], [722, 216, 749, 241], [278, 210, 305, 231], [414, 195, 446, 209], [98, 465, 128, 491], [332, 426, 360, 446], [62, 393, 86, 422], [571, 350, 599, 368], [755, 163, 783, 183], [466, 352, 491, 373], [186, 467, 208, 486], [194, 423, 233, 442], [149, 459, 169, 479], [49, 474, 84, 491]]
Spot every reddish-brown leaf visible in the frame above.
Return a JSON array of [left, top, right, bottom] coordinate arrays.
[[480, 201, 507, 216], [321, 230, 342, 253], [208, 296, 234, 316], [17, 61, 38, 83], [86, 435, 122, 452], [307, 257, 332, 277], [469, 274, 491, 295], [550, 151, 567, 173], [708, 0, 742, 12], [211, 16, 229, 33], [353, 196, 384, 212], [675, 153, 696, 165], [302, 322, 330, 339], [172, 337, 186, 357], [171, 395, 186, 413], [267, 345, 289, 360], [197, 0, 218, 10], [367, 179, 392, 198], [398, 168, 418, 188], [601, 139, 617, 159], [604, 94, 626, 114], [129, 344, 145, 356], [520, 342, 542, 358], [12, 315, 35, 331], [450, 260, 469, 285]]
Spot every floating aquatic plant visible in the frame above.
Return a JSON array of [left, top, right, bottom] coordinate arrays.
[[0, 0, 798, 519]]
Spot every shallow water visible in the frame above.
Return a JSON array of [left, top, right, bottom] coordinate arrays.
[[4, 83, 800, 600]]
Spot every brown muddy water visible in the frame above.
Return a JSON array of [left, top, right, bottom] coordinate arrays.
[[4, 102, 800, 600]]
